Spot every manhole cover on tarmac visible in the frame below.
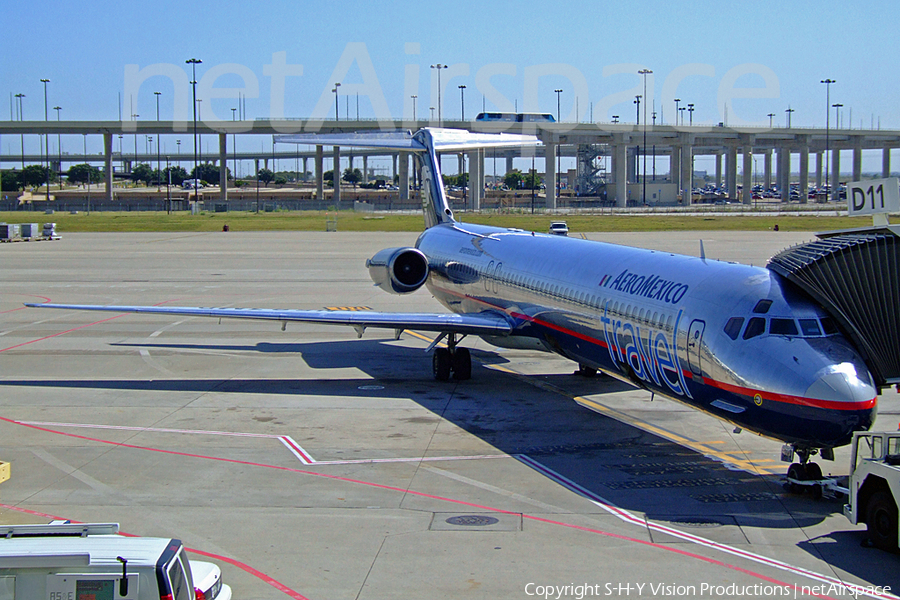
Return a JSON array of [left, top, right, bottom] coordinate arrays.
[[446, 515, 500, 527], [430, 512, 521, 531]]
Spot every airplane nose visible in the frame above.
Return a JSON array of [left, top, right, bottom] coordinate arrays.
[[805, 365, 877, 405]]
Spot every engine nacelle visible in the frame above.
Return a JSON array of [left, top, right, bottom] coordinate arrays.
[[366, 247, 429, 294]]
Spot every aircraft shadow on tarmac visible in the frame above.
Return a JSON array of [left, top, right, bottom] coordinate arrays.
[[6, 337, 896, 585]]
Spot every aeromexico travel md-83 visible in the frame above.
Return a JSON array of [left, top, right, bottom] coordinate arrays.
[[27, 128, 877, 479]]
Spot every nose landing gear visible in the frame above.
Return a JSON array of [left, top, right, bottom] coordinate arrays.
[[783, 445, 842, 500]]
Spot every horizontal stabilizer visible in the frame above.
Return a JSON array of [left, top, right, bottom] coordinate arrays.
[[275, 127, 541, 152], [275, 130, 423, 150]]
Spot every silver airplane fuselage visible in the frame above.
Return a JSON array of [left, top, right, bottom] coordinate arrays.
[[417, 222, 877, 451]]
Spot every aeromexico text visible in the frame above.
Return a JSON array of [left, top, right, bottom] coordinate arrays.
[[601, 269, 689, 305]]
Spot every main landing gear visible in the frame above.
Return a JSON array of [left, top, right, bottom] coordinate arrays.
[[432, 333, 472, 381], [783, 445, 842, 500]]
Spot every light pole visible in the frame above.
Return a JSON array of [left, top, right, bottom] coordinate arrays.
[[332, 83, 340, 121], [430, 106, 435, 121], [832, 102, 843, 199], [41, 78, 50, 201], [555, 89, 563, 200], [131, 114, 139, 171], [638, 69, 652, 204], [231, 107, 238, 181], [674, 98, 681, 125], [652, 110, 657, 181], [612, 115, 619, 124], [431, 64, 446, 122], [767, 113, 775, 128], [166, 156, 171, 214], [411, 95, 417, 122], [154, 91, 162, 190], [186, 58, 202, 190], [15, 93, 25, 168], [458, 85, 466, 121], [54, 106, 61, 190], [687, 103, 694, 126], [785, 106, 795, 128], [679, 107, 686, 125], [821, 78, 835, 199]]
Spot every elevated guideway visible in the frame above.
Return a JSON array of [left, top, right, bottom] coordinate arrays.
[[768, 226, 900, 389]]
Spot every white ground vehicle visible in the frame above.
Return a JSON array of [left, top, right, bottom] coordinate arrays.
[[0, 522, 231, 600], [844, 431, 900, 551], [548, 221, 569, 236]]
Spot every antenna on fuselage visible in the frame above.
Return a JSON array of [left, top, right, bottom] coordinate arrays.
[[699, 239, 706, 260]]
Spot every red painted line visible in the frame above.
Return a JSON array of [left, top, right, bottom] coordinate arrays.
[[1, 295, 51, 314], [0, 417, 845, 597], [0, 313, 127, 353], [0, 503, 310, 600], [2, 298, 182, 354]]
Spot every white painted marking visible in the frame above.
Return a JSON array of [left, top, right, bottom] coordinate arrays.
[[423, 465, 571, 514], [29, 448, 129, 505], [520, 455, 897, 600], [139, 349, 176, 376], [19, 420, 509, 467]]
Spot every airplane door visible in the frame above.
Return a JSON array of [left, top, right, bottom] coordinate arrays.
[[687, 319, 705, 377]]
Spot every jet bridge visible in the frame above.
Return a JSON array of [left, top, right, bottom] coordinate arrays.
[[767, 226, 900, 389]]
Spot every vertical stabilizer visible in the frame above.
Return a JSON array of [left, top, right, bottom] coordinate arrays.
[[413, 129, 455, 229]]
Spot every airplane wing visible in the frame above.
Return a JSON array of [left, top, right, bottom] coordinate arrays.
[[23, 303, 514, 337]]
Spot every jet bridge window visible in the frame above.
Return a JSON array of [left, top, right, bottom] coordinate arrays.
[[743, 317, 766, 340], [724, 317, 744, 340], [769, 318, 799, 336]]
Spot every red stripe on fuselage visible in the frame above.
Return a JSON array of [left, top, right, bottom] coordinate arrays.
[[430, 284, 874, 413]]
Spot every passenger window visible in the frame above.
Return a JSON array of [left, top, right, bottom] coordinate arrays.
[[799, 318, 822, 336], [743, 317, 766, 340], [724, 317, 744, 340], [769, 318, 799, 336], [821, 317, 839, 335], [753, 299, 773, 314]]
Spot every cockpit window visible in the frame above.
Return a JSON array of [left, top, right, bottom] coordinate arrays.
[[753, 299, 773, 314], [820, 316, 839, 335], [743, 317, 766, 340], [724, 317, 744, 340], [769, 318, 799, 336], [799, 318, 822, 337]]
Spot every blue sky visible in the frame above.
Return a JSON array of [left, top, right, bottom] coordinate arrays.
[[2, 0, 898, 171]]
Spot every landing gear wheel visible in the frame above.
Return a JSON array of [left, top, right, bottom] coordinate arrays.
[[786, 463, 807, 494], [433, 348, 451, 381], [577, 364, 598, 377], [806, 463, 824, 498], [805, 463, 823, 480], [866, 491, 899, 552], [452, 347, 472, 380]]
